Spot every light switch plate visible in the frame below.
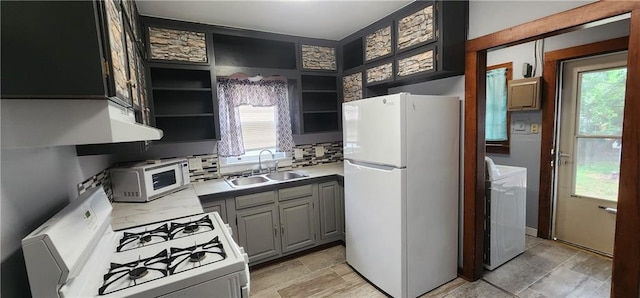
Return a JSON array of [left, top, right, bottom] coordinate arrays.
[[315, 146, 325, 157], [294, 148, 304, 159]]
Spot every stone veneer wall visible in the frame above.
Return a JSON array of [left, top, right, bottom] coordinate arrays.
[[148, 27, 207, 63], [366, 63, 393, 83], [77, 169, 113, 201], [397, 50, 435, 77], [365, 26, 392, 61], [105, 0, 129, 99], [343, 72, 363, 102], [301, 45, 337, 70], [292, 142, 343, 168], [397, 5, 435, 50]]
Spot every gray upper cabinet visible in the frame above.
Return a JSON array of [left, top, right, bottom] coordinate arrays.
[[236, 204, 281, 263], [279, 198, 315, 253], [318, 181, 342, 240]]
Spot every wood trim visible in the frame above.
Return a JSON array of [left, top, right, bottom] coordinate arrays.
[[463, 4, 640, 297], [612, 10, 640, 298], [467, 1, 640, 52], [462, 50, 486, 281], [485, 62, 513, 154], [537, 36, 629, 239]]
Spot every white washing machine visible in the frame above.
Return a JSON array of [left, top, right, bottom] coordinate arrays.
[[484, 157, 527, 270]]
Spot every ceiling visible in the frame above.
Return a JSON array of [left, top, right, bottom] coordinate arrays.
[[136, 1, 413, 40]]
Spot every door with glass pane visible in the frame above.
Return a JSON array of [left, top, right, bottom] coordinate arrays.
[[555, 52, 627, 255]]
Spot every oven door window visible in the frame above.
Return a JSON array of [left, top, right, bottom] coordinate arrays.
[[152, 170, 177, 190]]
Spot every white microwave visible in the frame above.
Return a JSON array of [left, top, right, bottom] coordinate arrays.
[[111, 159, 190, 202]]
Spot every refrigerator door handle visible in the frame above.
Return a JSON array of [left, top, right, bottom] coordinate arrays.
[[345, 159, 403, 171]]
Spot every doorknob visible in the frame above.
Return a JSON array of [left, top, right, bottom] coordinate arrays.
[[598, 205, 617, 215]]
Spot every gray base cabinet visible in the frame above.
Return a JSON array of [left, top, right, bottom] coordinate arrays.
[[237, 204, 281, 263], [280, 198, 315, 253], [318, 181, 342, 240], [201, 198, 227, 223], [216, 179, 343, 266]]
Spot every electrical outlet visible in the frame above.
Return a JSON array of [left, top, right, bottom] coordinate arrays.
[[531, 123, 539, 134], [315, 146, 325, 157], [294, 148, 303, 159]]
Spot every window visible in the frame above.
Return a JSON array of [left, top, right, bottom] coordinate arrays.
[[216, 76, 294, 166], [238, 105, 277, 151], [485, 62, 512, 154]]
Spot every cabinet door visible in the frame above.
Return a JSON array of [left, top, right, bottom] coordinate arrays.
[[202, 199, 227, 223], [279, 198, 315, 254], [103, 0, 132, 106], [318, 181, 341, 240], [236, 205, 280, 263], [125, 28, 140, 109], [339, 183, 345, 239]]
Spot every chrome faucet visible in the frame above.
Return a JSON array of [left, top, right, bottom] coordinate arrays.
[[258, 149, 275, 173]]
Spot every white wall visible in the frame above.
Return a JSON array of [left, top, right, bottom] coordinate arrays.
[[0, 147, 113, 297]]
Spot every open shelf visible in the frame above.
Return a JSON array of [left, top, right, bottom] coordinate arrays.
[[213, 34, 297, 69], [152, 90, 214, 115], [342, 38, 363, 71], [301, 75, 337, 91], [302, 92, 338, 112], [150, 68, 212, 89], [151, 87, 212, 91], [303, 113, 339, 133], [155, 116, 216, 142], [149, 66, 217, 142]]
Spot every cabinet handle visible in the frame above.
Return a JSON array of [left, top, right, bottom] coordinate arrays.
[[281, 224, 285, 235], [274, 225, 278, 237]]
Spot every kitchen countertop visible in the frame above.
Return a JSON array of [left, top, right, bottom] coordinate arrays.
[[193, 162, 344, 197], [110, 162, 343, 230], [110, 185, 203, 231]]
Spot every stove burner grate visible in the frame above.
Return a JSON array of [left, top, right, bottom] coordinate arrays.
[[168, 236, 226, 275], [169, 215, 214, 239], [117, 224, 169, 252], [98, 250, 169, 295]]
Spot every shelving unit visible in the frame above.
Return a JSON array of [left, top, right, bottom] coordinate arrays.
[[300, 75, 340, 133], [150, 66, 216, 142]]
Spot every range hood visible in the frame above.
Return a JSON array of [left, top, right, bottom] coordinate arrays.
[[1, 99, 163, 148]]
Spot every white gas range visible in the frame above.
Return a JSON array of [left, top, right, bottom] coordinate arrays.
[[21, 187, 249, 297]]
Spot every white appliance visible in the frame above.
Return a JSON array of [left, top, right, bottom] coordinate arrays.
[[22, 187, 249, 297], [111, 158, 191, 202], [484, 157, 527, 270], [343, 93, 460, 298], [1, 99, 163, 148]]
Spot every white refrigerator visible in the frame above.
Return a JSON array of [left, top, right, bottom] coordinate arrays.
[[343, 93, 460, 298]]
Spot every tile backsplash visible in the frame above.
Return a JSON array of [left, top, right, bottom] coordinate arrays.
[[186, 154, 219, 182], [77, 168, 113, 201], [292, 142, 343, 168], [77, 142, 342, 201]]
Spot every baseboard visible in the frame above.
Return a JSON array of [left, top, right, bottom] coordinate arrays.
[[526, 227, 538, 237]]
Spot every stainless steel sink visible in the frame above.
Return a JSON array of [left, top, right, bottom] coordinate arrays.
[[227, 176, 269, 187], [264, 171, 307, 181], [225, 171, 308, 188]]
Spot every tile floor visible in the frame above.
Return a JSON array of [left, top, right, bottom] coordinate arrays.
[[249, 236, 612, 298]]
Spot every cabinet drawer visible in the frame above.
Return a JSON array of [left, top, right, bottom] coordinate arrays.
[[278, 185, 314, 201], [235, 191, 276, 209]]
